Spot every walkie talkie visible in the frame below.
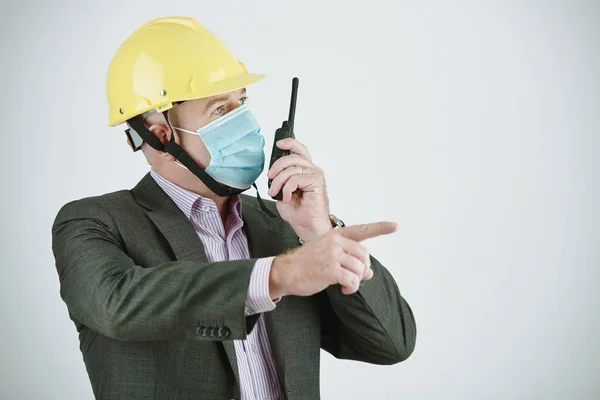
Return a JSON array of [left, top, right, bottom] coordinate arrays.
[[268, 77, 299, 201]]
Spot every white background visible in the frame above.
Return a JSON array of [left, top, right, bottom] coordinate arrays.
[[1, 0, 599, 399]]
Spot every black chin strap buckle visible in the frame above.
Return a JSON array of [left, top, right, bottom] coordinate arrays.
[[124, 128, 143, 152]]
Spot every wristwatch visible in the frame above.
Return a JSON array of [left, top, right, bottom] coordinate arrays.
[[297, 214, 363, 287], [298, 214, 345, 245], [329, 213, 345, 229]]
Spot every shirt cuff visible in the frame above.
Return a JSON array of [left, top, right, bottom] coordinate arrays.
[[244, 257, 281, 316]]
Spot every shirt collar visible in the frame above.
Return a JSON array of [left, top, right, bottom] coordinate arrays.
[[149, 168, 243, 220]]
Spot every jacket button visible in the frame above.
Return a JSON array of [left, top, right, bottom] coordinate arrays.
[[222, 327, 231, 337], [208, 327, 215, 337], [196, 326, 207, 337]]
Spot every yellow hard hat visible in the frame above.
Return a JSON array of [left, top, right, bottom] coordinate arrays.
[[106, 17, 266, 126]]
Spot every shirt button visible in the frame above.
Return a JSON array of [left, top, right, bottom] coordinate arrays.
[[252, 344, 258, 352]]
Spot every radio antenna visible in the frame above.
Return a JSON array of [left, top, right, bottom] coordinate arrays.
[[287, 77, 299, 134]]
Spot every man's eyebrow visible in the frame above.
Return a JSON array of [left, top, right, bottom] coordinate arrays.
[[204, 95, 230, 113], [203, 89, 247, 113]]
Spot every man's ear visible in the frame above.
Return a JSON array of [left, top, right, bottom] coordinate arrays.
[[147, 123, 176, 161]]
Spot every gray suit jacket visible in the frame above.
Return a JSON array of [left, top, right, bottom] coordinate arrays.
[[51, 172, 416, 399]]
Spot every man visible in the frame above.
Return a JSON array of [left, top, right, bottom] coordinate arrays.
[[51, 16, 416, 400]]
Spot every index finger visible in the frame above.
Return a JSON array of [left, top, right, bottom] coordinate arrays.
[[338, 222, 398, 242], [277, 138, 312, 161]]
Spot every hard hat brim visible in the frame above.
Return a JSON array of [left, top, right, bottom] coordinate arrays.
[[182, 72, 267, 102], [108, 72, 266, 127]]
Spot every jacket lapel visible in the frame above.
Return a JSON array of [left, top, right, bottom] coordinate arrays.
[[132, 173, 295, 396], [240, 194, 281, 258], [241, 195, 296, 395], [131, 172, 207, 263]]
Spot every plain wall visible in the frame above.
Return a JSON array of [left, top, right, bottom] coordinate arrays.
[[1, 0, 599, 398]]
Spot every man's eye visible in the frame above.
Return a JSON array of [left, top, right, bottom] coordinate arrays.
[[214, 106, 225, 115], [239, 97, 247, 105]]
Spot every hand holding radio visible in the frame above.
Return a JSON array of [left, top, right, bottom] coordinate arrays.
[[267, 78, 332, 242]]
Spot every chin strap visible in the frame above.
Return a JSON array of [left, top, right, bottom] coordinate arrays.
[[253, 183, 276, 218], [126, 109, 277, 217]]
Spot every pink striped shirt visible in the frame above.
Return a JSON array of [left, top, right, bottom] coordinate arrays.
[[150, 168, 285, 400]]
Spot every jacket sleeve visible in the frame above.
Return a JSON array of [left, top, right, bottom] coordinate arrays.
[[320, 255, 417, 365], [51, 198, 261, 342]]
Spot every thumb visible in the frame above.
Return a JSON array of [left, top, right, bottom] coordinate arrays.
[[339, 221, 398, 242]]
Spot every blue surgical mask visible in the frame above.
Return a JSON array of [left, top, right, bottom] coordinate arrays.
[[173, 104, 265, 190]]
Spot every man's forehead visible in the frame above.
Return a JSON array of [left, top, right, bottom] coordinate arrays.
[[203, 87, 246, 101]]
